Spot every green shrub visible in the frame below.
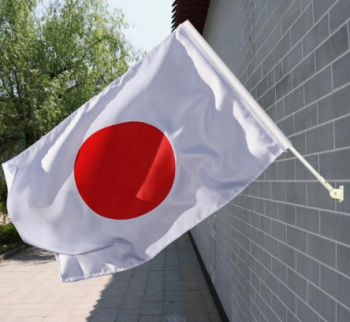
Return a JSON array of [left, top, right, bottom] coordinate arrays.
[[0, 179, 7, 215], [0, 223, 22, 245]]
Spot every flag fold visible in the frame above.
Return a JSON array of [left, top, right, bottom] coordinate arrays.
[[2, 21, 291, 282]]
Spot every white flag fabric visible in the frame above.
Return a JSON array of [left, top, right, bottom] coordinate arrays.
[[2, 21, 291, 282]]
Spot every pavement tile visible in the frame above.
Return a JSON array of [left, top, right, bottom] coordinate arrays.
[[115, 315, 139, 322], [141, 301, 163, 315], [139, 315, 163, 322], [0, 234, 221, 322]]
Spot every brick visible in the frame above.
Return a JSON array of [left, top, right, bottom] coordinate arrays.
[[250, 182, 260, 196], [291, 3, 313, 46], [275, 60, 284, 83], [255, 42, 269, 72], [294, 103, 317, 133], [287, 268, 307, 301], [269, 104, 277, 121], [313, 0, 336, 23], [249, 211, 260, 228], [262, 52, 275, 77], [265, 162, 277, 180], [266, 234, 279, 257], [266, 270, 279, 295], [289, 132, 306, 155], [287, 310, 299, 322], [338, 303, 350, 322], [333, 52, 350, 89], [255, 198, 264, 214], [277, 73, 293, 100], [275, 31, 292, 63], [279, 281, 296, 312], [272, 220, 286, 242], [266, 304, 280, 322], [262, 86, 276, 108], [295, 155, 318, 180], [268, 24, 283, 53], [318, 84, 350, 123], [315, 25, 349, 71], [277, 115, 294, 136], [284, 86, 304, 116], [278, 203, 296, 225], [262, 12, 275, 43], [308, 283, 336, 322], [296, 206, 319, 234], [276, 98, 285, 121], [321, 265, 350, 307], [282, 0, 301, 35], [306, 122, 334, 154], [256, 7, 268, 33], [279, 242, 296, 269], [329, 0, 350, 32], [335, 115, 350, 148], [286, 182, 306, 206], [255, 229, 266, 247], [275, 0, 294, 21], [287, 226, 307, 253], [278, 159, 295, 180], [319, 149, 350, 180], [303, 15, 329, 57], [259, 182, 271, 199], [308, 233, 336, 267], [304, 67, 332, 105], [260, 279, 272, 303], [267, 69, 275, 88], [296, 298, 319, 322], [266, 0, 279, 17], [272, 257, 286, 283], [296, 252, 320, 285], [252, 65, 262, 88], [272, 292, 287, 322], [336, 182, 350, 215], [271, 182, 286, 201], [321, 211, 350, 246], [261, 248, 272, 270], [260, 216, 272, 234], [293, 54, 315, 88]]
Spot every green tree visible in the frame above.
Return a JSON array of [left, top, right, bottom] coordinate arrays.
[[0, 0, 141, 212]]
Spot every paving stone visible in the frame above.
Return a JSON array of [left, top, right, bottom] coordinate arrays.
[[0, 234, 220, 322]]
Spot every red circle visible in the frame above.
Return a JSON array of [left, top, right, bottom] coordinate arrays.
[[74, 122, 176, 220]]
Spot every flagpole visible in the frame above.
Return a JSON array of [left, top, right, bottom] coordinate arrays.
[[182, 20, 291, 151], [288, 146, 344, 202], [182, 20, 344, 203]]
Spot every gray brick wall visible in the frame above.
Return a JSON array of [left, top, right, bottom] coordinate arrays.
[[190, 1, 350, 321]]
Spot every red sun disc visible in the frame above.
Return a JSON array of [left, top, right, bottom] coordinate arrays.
[[74, 122, 176, 220]]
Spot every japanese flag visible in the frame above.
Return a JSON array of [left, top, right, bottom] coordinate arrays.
[[2, 22, 291, 282]]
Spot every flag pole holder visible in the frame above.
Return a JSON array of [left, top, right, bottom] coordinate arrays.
[[289, 146, 344, 203]]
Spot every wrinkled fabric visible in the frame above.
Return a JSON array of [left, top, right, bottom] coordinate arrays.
[[3, 23, 288, 282]]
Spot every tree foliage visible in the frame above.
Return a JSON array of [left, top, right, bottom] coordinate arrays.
[[0, 0, 141, 212]]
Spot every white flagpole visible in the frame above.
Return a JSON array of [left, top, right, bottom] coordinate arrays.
[[182, 20, 344, 203], [289, 146, 344, 202]]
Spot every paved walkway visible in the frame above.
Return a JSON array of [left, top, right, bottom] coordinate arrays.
[[0, 233, 221, 322]]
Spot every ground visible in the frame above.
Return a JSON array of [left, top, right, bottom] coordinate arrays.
[[0, 233, 221, 322]]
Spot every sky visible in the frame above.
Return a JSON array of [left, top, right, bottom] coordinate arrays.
[[106, 0, 174, 53]]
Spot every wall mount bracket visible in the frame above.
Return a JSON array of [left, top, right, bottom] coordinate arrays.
[[329, 185, 344, 203], [289, 146, 344, 203]]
